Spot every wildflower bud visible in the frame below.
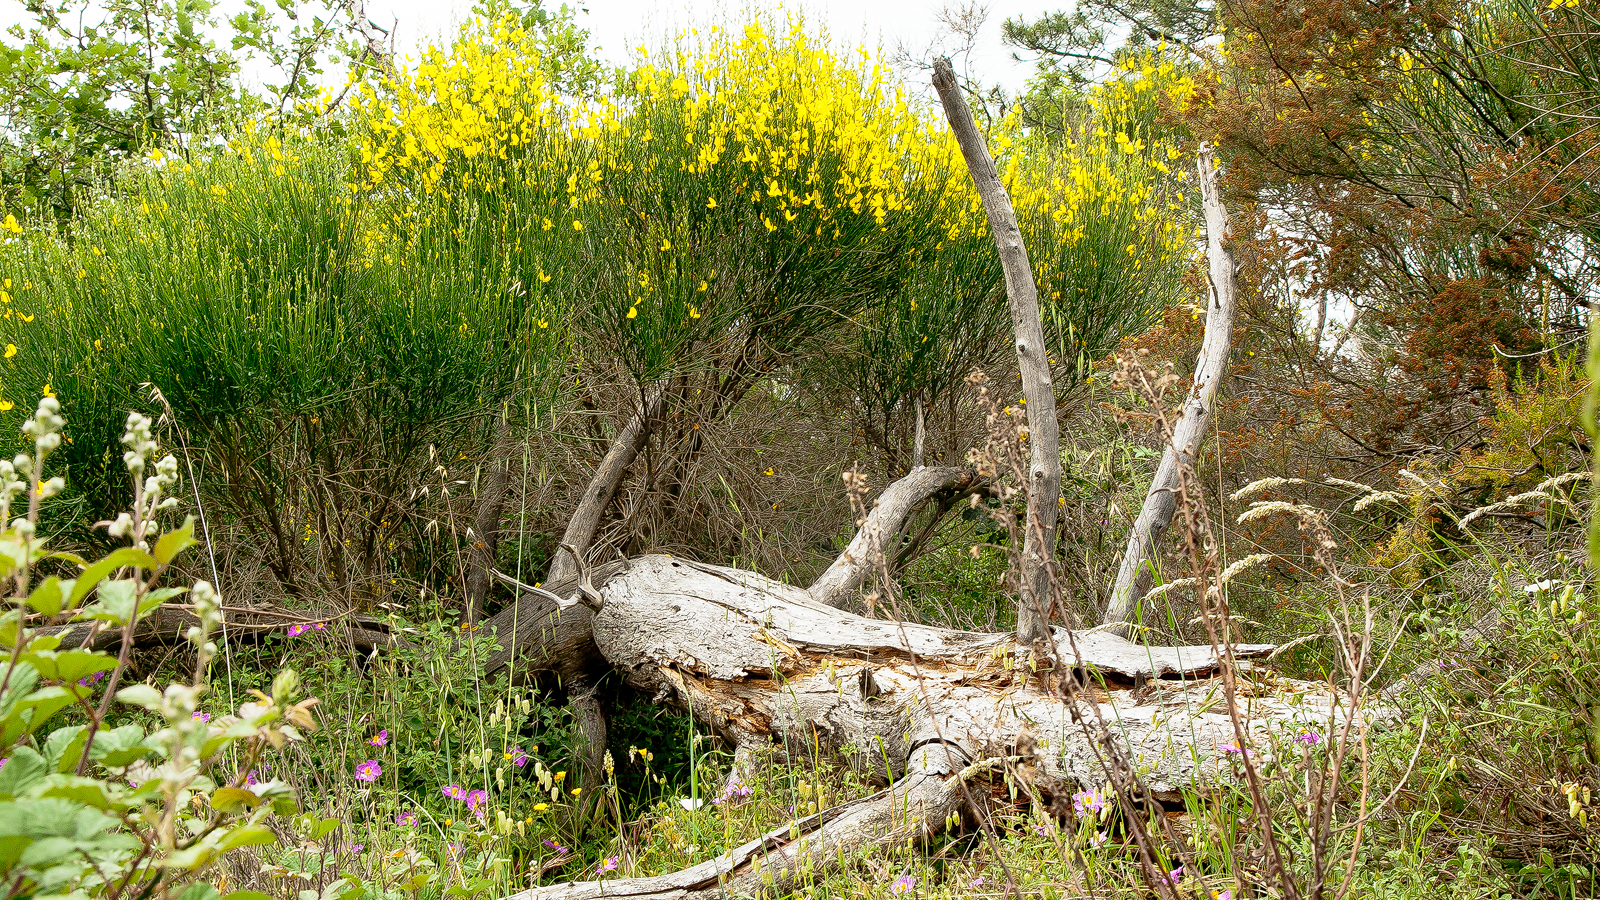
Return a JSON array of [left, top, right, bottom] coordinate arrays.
[[13, 455, 31, 475], [107, 513, 133, 538], [38, 476, 64, 498], [271, 668, 301, 704], [11, 518, 34, 538]]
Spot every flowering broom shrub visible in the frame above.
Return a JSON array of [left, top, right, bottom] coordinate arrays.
[[0, 399, 318, 899]]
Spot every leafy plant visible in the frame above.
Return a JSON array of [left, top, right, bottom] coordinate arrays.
[[0, 400, 317, 900]]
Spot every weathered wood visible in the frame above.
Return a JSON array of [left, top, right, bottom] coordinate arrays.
[[1105, 145, 1240, 633], [505, 744, 966, 900], [507, 555, 1333, 899], [932, 57, 1062, 642], [548, 387, 663, 584], [807, 466, 975, 609]]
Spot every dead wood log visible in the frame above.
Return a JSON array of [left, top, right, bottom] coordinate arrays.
[[807, 466, 975, 609], [934, 57, 1063, 643], [505, 554, 1340, 899], [1105, 145, 1240, 634], [549, 387, 665, 584]]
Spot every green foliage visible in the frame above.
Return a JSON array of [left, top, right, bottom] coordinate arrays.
[[1, 400, 317, 900], [0, 131, 567, 593]]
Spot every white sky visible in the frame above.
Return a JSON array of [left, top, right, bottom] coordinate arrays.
[[358, 0, 1058, 94], [1, 0, 1065, 100]]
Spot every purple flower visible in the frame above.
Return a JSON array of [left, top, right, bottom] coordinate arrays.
[[192, 711, 210, 723], [77, 671, 108, 687], [245, 770, 259, 787], [1031, 822, 1050, 836], [466, 789, 488, 817], [313, 622, 326, 631], [1072, 789, 1105, 816], [1295, 730, 1323, 745], [714, 775, 753, 805], [890, 874, 916, 895], [355, 760, 382, 782], [288, 623, 308, 637], [542, 838, 568, 856], [442, 783, 466, 800], [446, 842, 461, 860], [1221, 741, 1250, 758], [1166, 866, 1184, 885], [595, 856, 618, 875], [396, 811, 417, 827], [1091, 830, 1110, 849], [368, 729, 389, 747], [507, 746, 530, 768], [345, 843, 365, 853], [1212, 892, 1233, 900], [967, 876, 986, 888]]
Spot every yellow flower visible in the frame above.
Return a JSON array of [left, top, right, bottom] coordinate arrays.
[[0, 214, 21, 234], [18, 313, 31, 323], [538, 270, 551, 283], [542, 217, 553, 231], [572, 220, 583, 231], [697, 280, 708, 291], [626, 306, 638, 319], [706, 196, 717, 209], [533, 803, 548, 812], [42, 384, 54, 398], [3, 344, 13, 358], [571, 788, 581, 796], [660, 238, 672, 251], [0, 401, 11, 412], [763, 467, 774, 476], [689, 306, 700, 319]]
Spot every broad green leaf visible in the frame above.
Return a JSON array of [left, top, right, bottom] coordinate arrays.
[[25, 577, 71, 616], [211, 787, 262, 813], [115, 684, 162, 711], [0, 833, 28, 870], [215, 824, 276, 851], [0, 686, 83, 746], [36, 775, 124, 811], [0, 746, 47, 798], [82, 579, 138, 627], [178, 881, 221, 900], [222, 892, 277, 900], [22, 649, 116, 686], [69, 548, 159, 606], [153, 517, 199, 566], [89, 724, 152, 767], [42, 724, 87, 773], [0, 661, 40, 719]]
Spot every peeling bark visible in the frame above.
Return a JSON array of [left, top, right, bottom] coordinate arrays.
[[505, 554, 1340, 899], [807, 466, 975, 609], [1105, 146, 1240, 633]]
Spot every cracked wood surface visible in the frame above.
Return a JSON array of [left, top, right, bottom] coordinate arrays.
[[593, 556, 1328, 793]]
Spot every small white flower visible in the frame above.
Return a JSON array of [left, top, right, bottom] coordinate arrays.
[[1524, 579, 1557, 595]]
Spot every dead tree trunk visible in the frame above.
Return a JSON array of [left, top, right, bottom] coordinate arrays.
[[1104, 145, 1239, 634], [549, 387, 664, 584], [807, 466, 975, 609], [932, 57, 1062, 643], [502, 554, 1340, 900]]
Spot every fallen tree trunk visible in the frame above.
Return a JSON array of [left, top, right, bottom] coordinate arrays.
[[504, 553, 1347, 900]]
